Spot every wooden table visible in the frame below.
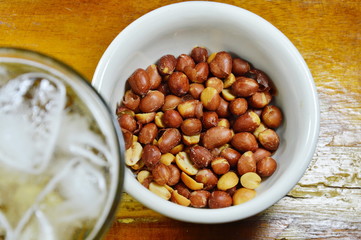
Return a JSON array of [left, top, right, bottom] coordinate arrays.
[[1, 0, 360, 239]]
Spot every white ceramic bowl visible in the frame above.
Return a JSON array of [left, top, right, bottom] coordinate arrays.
[[92, 1, 320, 224]]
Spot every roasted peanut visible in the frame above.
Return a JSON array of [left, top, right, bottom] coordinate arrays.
[[232, 58, 250, 76], [122, 90, 140, 111], [191, 46, 208, 63], [206, 77, 223, 93], [163, 109, 183, 128], [139, 90, 165, 113], [220, 147, 241, 167], [167, 164, 181, 186], [217, 118, 230, 128], [231, 132, 258, 152], [258, 129, 280, 151], [202, 111, 219, 129], [182, 134, 200, 146], [154, 111, 166, 128], [146, 64, 162, 89], [195, 169, 218, 190], [160, 153, 175, 165], [189, 145, 213, 168], [253, 123, 268, 139], [217, 171, 239, 191], [152, 163, 171, 185], [231, 77, 259, 97], [211, 157, 230, 175], [171, 190, 191, 206], [216, 97, 230, 118], [118, 114, 137, 133], [176, 54, 195, 72], [162, 95, 182, 111], [175, 151, 199, 175], [223, 73, 236, 89], [189, 83, 204, 99], [125, 141, 143, 166], [157, 54, 177, 75], [128, 68, 150, 96], [233, 111, 261, 132], [177, 100, 199, 118], [208, 191, 232, 209], [229, 98, 248, 116], [221, 88, 236, 101], [246, 69, 272, 92], [209, 51, 232, 78], [149, 182, 171, 200], [240, 172, 261, 189], [121, 128, 133, 150], [157, 82, 170, 95], [200, 87, 221, 111], [142, 144, 161, 169], [233, 188, 256, 205], [170, 143, 184, 155], [184, 62, 209, 83], [158, 128, 182, 153], [261, 105, 283, 129], [257, 157, 277, 177], [203, 126, 233, 149], [189, 190, 211, 208], [181, 118, 202, 136], [168, 72, 190, 96], [138, 123, 158, 145], [174, 182, 191, 198], [135, 112, 156, 124], [253, 148, 272, 163], [137, 170, 152, 186], [248, 91, 272, 109], [181, 172, 204, 190], [237, 151, 257, 175]]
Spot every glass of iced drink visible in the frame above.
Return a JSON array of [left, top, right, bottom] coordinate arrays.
[[0, 47, 124, 240]]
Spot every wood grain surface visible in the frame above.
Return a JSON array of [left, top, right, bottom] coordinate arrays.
[[1, 0, 360, 239]]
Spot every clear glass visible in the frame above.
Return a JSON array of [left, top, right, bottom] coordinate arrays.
[[0, 47, 124, 240]]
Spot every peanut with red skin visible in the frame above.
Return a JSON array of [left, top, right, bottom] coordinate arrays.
[[195, 169, 218, 190], [190, 190, 211, 208], [168, 72, 190, 96], [231, 132, 258, 152], [142, 144, 161, 169], [203, 126, 233, 149], [163, 109, 183, 128], [152, 163, 171, 185], [261, 105, 283, 129], [231, 77, 259, 97], [128, 68, 150, 96], [232, 58, 250, 76], [257, 157, 277, 177], [208, 191, 232, 209], [146, 64, 162, 89], [191, 47, 208, 63], [118, 114, 137, 133], [209, 51, 232, 78], [158, 54, 177, 75], [176, 54, 195, 72], [139, 90, 165, 113], [158, 128, 182, 154], [202, 111, 219, 129]]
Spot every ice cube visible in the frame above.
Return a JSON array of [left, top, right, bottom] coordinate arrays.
[[0, 73, 66, 174]]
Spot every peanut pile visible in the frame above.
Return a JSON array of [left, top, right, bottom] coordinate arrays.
[[117, 47, 283, 208]]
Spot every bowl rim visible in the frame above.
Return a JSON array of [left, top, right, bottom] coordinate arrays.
[[92, 1, 320, 224]]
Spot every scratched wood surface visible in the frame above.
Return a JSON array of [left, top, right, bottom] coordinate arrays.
[[1, 0, 360, 239]]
